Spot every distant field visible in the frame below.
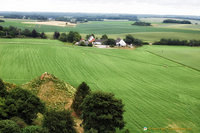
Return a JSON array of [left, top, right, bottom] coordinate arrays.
[[0, 39, 199, 132], [1, 18, 200, 42]]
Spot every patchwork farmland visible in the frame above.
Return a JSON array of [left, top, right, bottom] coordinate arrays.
[[0, 39, 199, 132]]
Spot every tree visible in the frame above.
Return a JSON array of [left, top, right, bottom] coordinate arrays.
[[59, 33, 68, 42], [0, 78, 7, 97], [22, 29, 32, 37], [43, 110, 76, 133], [67, 31, 81, 43], [81, 91, 125, 133], [21, 126, 48, 133], [5, 87, 45, 124], [31, 29, 38, 38], [0, 26, 3, 30], [53, 32, 60, 39], [124, 35, 134, 45], [40, 32, 47, 39], [104, 38, 116, 46], [0, 120, 21, 133], [101, 34, 108, 40], [72, 82, 91, 115]]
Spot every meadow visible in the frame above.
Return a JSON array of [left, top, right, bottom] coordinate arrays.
[[0, 38, 199, 132], [1, 18, 200, 42]]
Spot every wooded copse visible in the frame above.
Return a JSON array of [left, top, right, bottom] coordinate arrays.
[[163, 19, 192, 24], [0, 26, 47, 38], [153, 39, 200, 46]]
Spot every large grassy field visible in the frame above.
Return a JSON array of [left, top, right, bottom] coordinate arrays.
[[1, 18, 200, 42], [0, 38, 199, 132]]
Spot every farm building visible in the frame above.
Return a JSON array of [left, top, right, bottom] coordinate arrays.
[[88, 36, 95, 43], [116, 38, 127, 47], [93, 39, 104, 45]]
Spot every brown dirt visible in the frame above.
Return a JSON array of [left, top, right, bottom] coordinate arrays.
[[22, 21, 76, 27]]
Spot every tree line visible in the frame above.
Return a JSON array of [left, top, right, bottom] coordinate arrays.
[[0, 26, 47, 38], [163, 19, 191, 24], [153, 39, 200, 46], [132, 21, 151, 26]]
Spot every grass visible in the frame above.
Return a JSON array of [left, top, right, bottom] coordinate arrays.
[[0, 38, 199, 132]]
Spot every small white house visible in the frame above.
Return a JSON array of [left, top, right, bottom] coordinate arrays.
[[88, 36, 95, 43], [116, 39, 126, 47]]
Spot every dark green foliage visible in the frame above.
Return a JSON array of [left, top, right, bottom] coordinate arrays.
[[0, 26, 3, 30], [163, 19, 191, 24], [43, 110, 76, 133], [0, 97, 8, 119], [88, 42, 93, 47], [10, 117, 27, 128], [67, 31, 81, 43], [0, 120, 21, 133], [72, 82, 91, 116], [81, 91, 125, 133], [5, 87, 45, 124], [32, 29, 39, 38], [53, 32, 60, 39], [0, 20, 5, 22], [22, 29, 32, 37], [153, 39, 200, 46], [21, 126, 49, 133], [124, 35, 143, 46], [132, 21, 151, 26], [101, 34, 108, 40], [59, 33, 68, 42], [104, 38, 116, 46], [0, 78, 7, 97], [40, 32, 47, 39]]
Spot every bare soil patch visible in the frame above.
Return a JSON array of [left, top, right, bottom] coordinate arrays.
[[22, 21, 76, 27]]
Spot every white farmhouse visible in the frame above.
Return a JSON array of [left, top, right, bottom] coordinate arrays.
[[116, 39, 126, 47]]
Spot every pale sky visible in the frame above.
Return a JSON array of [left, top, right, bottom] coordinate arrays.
[[0, 0, 200, 16]]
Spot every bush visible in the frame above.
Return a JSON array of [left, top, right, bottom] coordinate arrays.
[[43, 110, 76, 133], [81, 91, 125, 133], [104, 38, 116, 46], [132, 21, 151, 26], [0, 120, 21, 133], [0, 20, 5, 22], [21, 126, 48, 133], [59, 33, 68, 42], [10, 117, 27, 128], [72, 82, 91, 116], [0, 78, 7, 97], [5, 87, 45, 124]]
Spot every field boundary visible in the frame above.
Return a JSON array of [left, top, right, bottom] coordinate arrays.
[[146, 50, 200, 72]]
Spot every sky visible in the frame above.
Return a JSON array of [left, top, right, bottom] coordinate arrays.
[[0, 0, 200, 16]]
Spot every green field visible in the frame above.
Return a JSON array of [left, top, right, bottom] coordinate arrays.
[[1, 18, 200, 42], [0, 38, 199, 132]]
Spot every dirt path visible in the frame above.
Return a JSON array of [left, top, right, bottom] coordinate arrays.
[[65, 98, 84, 133]]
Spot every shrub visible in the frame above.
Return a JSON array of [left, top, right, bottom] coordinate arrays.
[[0, 78, 7, 97], [21, 126, 48, 133], [81, 91, 125, 133], [43, 110, 76, 133], [0, 120, 21, 133], [59, 33, 68, 42], [10, 117, 27, 128], [72, 82, 91, 116], [5, 87, 45, 124]]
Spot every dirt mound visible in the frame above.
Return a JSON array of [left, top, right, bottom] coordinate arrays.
[[22, 72, 76, 110]]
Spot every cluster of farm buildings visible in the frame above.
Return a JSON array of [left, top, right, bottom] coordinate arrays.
[[75, 36, 133, 48]]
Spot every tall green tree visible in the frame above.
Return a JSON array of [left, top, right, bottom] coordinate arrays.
[[5, 87, 45, 124], [101, 34, 108, 40], [31, 29, 38, 38], [43, 110, 76, 133], [81, 91, 125, 133], [72, 82, 91, 116], [59, 33, 68, 42], [0, 78, 7, 97]]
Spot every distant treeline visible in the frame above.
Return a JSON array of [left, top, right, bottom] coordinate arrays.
[[0, 26, 47, 38], [0, 20, 5, 22], [4, 15, 48, 21], [163, 19, 191, 24], [153, 39, 200, 46], [132, 21, 151, 26]]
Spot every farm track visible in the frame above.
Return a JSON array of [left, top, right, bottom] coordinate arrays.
[[146, 50, 200, 72]]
